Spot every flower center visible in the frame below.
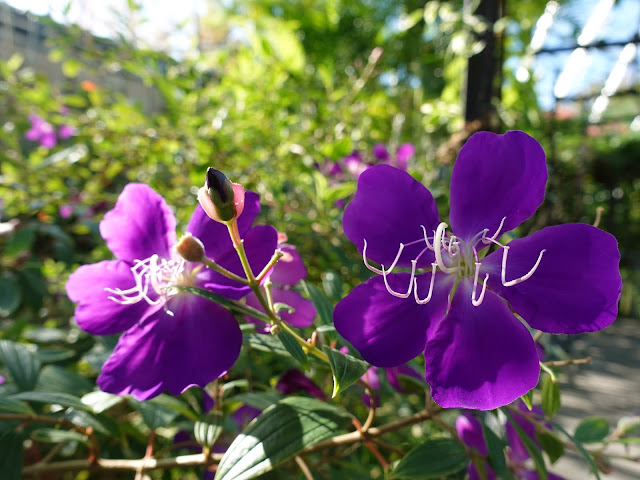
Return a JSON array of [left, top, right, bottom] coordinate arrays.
[[362, 217, 545, 307], [105, 254, 188, 309]]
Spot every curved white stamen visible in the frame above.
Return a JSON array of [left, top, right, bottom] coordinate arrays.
[[501, 246, 546, 287], [362, 240, 405, 276], [471, 263, 489, 306], [382, 260, 417, 298], [420, 225, 434, 250], [448, 235, 460, 258], [482, 216, 507, 244], [433, 222, 461, 274], [414, 263, 437, 304]]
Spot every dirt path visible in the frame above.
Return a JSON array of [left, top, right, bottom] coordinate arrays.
[[550, 318, 640, 479]]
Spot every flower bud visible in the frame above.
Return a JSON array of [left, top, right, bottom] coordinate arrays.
[[175, 234, 205, 262], [197, 168, 245, 223]]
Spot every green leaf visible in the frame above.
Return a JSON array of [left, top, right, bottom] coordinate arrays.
[[573, 417, 610, 444], [520, 389, 534, 411], [150, 394, 199, 421], [323, 346, 370, 397], [0, 396, 35, 415], [195, 411, 224, 447], [177, 286, 272, 323], [36, 365, 93, 396], [541, 374, 561, 418], [321, 270, 343, 300], [481, 423, 511, 479], [31, 428, 88, 444], [278, 330, 309, 370], [0, 430, 23, 480], [551, 421, 601, 480], [10, 391, 88, 411], [81, 391, 124, 414], [504, 409, 547, 480], [6, 53, 24, 73], [0, 273, 22, 316], [0, 340, 41, 391], [62, 59, 82, 77], [244, 334, 289, 357], [537, 431, 565, 464], [300, 281, 333, 326], [5, 226, 36, 257], [226, 392, 283, 411], [131, 397, 180, 429], [390, 437, 468, 479], [216, 396, 352, 480]]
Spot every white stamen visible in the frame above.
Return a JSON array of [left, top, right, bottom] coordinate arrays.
[[501, 246, 546, 287], [482, 216, 507, 244], [420, 225, 435, 250], [362, 239, 405, 276], [471, 263, 489, 306], [382, 260, 417, 298], [433, 222, 461, 274], [414, 263, 437, 304]]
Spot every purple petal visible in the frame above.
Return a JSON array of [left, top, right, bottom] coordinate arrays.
[[58, 124, 76, 139], [484, 224, 621, 334], [276, 369, 325, 399], [98, 295, 241, 400], [99, 184, 177, 262], [334, 272, 453, 367], [40, 131, 57, 148], [424, 282, 540, 410], [372, 143, 389, 161], [386, 364, 423, 392], [270, 245, 307, 285], [66, 260, 155, 335], [186, 191, 261, 260], [343, 164, 439, 267], [247, 287, 315, 328], [395, 143, 415, 170], [361, 367, 382, 390], [506, 402, 543, 464], [201, 225, 278, 300], [25, 127, 40, 141], [449, 131, 547, 242], [455, 413, 487, 455]]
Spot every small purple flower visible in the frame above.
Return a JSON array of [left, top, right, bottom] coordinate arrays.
[[58, 124, 76, 139], [334, 131, 621, 410], [372, 143, 389, 161], [395, 143, 415, 170], [66, 184, 277, 400], [276, 369, 325, 399], [59, 204, 74, 219], [246, 243, 315, 331], [342, 150, 367, 178], [25, 114, 57, 148], [456, 405, 565, 480]]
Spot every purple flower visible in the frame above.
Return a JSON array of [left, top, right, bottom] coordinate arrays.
[[58, 124, 76, 139], [395, 143, 415, 170], [66, 184, 277, 400], [25, 114, 57, 148], [276, 369, 325, 399], [245, 243, 315, 331], [334, 131, 621, 410], [372, 143, 389, 161], [456, 405, 565, 480], [59, 204, 74, 218], [342, 151, 367, 178]]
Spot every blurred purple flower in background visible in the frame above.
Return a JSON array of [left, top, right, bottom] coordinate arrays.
[[276, 369, 325, 399], [25, 114, 57, 148], [66, 184, 277, 400], [334, 131, 621, 410], [58, 124, 76, 139]]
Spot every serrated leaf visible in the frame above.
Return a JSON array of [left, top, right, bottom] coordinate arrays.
[[81, 391, 124, 414], [573, 417, 610, 444], [10, 391, 88, 410], [551, 421, 601, 480], [390, 437, 468, 479], [481, 423, 511, 479], [0, 273, 22, 316], [0, 340, 41, 391], [278, 330, 309, 370], [0, 395, 35, 415], [0, 430, 23, 480], [216, 396, 352, 480], [244, 334, 289, 357], [504, 409, 547, 480], [195, 411, 224, 447], [537, 431, 565, 464], [131, 398, 180, 429], [31, 428, 88, 444], [323, 346, 369, 397], [176, 286, 271, 323], [541, 375, 561, 418]]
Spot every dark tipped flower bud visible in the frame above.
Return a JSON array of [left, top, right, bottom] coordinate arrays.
[[197, 168, 245, 223], [175, 233, 205, 262]]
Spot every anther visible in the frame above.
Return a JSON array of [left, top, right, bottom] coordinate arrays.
[[382, 260, 417, 298], [501, 246, 546, 287], [414, 263, 437, 304], [471, 263, 489, 306], [433, 222, 461, 274]]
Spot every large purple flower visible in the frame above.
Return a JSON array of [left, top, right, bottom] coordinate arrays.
[[334, 131, 621, 410], [66, 184, 277, 400]]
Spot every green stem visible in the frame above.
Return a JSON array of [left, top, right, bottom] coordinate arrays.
[[200, 257, 249, 285]]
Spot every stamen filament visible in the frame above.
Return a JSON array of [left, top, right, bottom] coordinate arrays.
[[501, 246, 546, 287], [414, 263, 437, 304], [433, 222, 461, 274], [420, 225, 434, 250], [382, 260, 417, 298], [482, 216, 507, 244], [471, 263, 489, 306], [362, 239, 405, 276]]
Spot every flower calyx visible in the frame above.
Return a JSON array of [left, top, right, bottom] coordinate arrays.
[[198, 167, 245, 223]]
